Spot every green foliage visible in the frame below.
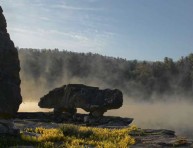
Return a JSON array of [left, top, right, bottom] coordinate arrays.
[[19, 48, 193, 100]]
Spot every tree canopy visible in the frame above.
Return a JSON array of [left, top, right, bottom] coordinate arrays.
[[19, 48, 193, 101]]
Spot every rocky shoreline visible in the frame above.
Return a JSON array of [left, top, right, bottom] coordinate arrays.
[[0, 112, 192, 147]]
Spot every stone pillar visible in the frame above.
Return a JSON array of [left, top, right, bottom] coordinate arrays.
[[0, 6, 22, 117]]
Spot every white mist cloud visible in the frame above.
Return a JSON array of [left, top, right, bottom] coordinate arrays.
[[107, 100, 193, 138], [51, 2, 101, 11]]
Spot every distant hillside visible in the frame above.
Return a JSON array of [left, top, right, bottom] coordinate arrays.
[[18, 48, 193, 101]]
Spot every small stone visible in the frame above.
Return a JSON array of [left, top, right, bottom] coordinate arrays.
[[84, 116, 90, 123]]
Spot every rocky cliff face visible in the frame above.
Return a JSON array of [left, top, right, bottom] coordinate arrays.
[[0, 6, 22, 117]]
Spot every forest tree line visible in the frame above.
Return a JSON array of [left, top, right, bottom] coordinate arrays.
[[18, 48, 193, 102]]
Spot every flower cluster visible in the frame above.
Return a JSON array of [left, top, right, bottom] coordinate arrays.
[[22, 124, 138, 147]]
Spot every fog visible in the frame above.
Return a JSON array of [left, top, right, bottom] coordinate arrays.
[[18, 49, 193, 103], [17, 49, 193, 138], [19, 99, 193, 138], [107, 100, 193, 138]]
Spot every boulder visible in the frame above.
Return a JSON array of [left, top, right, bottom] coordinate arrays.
[[0, 119, 20, 135], [39, 84, 123, 117], [0, 6, 22, 117]]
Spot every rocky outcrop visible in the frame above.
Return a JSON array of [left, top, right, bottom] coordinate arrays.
[[0, 6, 22, 117], [38, 84, 123, 117], [130, 129, 193, 147], [13, 113, 193, 147], [0, 119, 20, 135], [16, 112, 133, 127]]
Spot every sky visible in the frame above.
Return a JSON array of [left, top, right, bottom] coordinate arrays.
[[1, 0, 193, 61]]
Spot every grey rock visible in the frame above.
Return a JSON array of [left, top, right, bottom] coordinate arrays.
[[15, 112, 133, 127], [0, 6, 22, 117], [83, 116, 90, 123], [131, 129, 192, 148], [13, 113, 193, 147], [22, 131, 41, 138], [39, 84, 123, 117], [0, 119, 20, 135], [0, 124, 8, 133]]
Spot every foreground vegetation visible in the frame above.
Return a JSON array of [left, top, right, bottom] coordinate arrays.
[[0, 124, 137, 148]]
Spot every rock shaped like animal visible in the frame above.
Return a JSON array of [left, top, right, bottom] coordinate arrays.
[[38, 84, 123, 117]]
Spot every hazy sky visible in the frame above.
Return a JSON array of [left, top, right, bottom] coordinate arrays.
[[1, 0, 193, 61]]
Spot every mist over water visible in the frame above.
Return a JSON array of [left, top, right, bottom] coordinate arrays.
[[107, 100, 193, 138], [19, 99, 193, 138], [19, 102, 51, 112], [18, 49, 193, 138], [18, 102, 86, 113]]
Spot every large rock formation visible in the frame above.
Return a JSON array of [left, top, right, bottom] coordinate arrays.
[[0, 6, 22, 117], [39, 84, 123, 117]]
